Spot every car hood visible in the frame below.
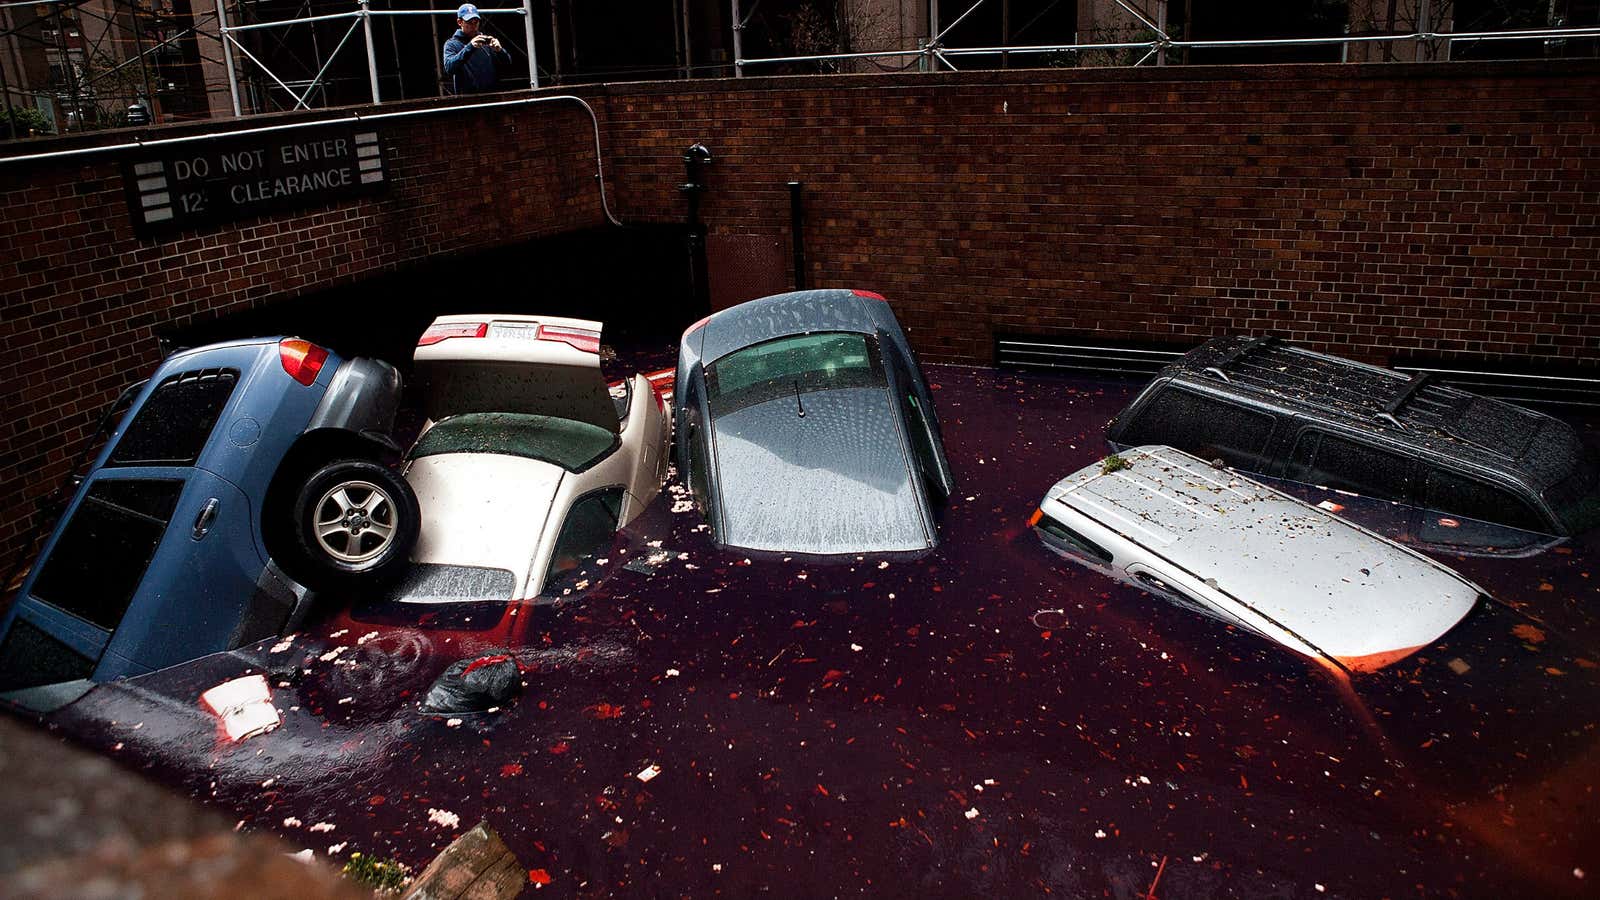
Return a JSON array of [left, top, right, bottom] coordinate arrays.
[[711, 387, 931, 555], [404, 452, 563, 599]]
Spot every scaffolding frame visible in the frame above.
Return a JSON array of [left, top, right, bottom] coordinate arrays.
[[2, 0, 1598, 136], [732, 0, 1600, 74], [213, 1, 540, 117]]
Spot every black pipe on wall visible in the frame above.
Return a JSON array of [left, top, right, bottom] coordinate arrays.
[[788, 181, 805, 290]]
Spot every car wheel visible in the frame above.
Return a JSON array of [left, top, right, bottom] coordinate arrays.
[[292, 460, 418, 585]]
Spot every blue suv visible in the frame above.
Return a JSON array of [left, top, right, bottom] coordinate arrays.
[[0, 337, 418, 704]]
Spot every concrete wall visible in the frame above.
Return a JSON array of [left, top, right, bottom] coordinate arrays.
[[2, 60, 1598, 569]]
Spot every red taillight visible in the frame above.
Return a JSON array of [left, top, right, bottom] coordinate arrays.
[[536, 324, 601, 354], [682, 314, 712, 339], [417, 321, 488, 346], [851, 289, 888, 302], [1026, 508, 1044, 528], [279, 338, 330, 386]]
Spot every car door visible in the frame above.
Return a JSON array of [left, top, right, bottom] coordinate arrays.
[[2, 367, 265, 685]]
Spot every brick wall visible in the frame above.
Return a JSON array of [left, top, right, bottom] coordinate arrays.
[[588, 62, 1600, 367], [2, 61, 1599, 571]]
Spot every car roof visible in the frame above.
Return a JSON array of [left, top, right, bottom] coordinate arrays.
[[1129, 335, 1586, 494], [1045, 446, 1481, 661], [699, 289, 881, 366]]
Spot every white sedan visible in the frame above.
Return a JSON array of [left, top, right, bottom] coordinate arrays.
[[397, 314, 671, 603]]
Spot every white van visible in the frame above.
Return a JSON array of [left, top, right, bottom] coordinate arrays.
[[1030, 445, 1484, 673]]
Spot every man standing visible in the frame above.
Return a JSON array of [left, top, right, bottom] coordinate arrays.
[[442, 3, 509, 94]]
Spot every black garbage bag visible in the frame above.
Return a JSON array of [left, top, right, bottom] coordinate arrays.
[[420, 653, 522, 714]]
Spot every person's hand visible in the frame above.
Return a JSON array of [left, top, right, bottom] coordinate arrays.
[[470, 34, 488, 47], [486, 36, 502, 51]]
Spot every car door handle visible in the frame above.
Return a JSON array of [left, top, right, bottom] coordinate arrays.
[[192, 497, 219, 540]]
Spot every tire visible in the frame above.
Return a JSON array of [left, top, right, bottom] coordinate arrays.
[[291, 459, 419, 587]]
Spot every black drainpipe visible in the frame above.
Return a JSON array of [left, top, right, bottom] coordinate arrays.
[[788, 181, 806, 290], [681, 143, 713, 314]]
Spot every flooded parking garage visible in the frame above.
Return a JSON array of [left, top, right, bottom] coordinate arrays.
[[23, 361, 1600, 898]]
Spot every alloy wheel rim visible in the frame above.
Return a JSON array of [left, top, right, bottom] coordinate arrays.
[[312, 479, 398, 564]]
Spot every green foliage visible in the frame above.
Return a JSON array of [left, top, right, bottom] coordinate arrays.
[[0, 106, 54, 139], [341, 852, 411, 895], [1101, 454, 1131, 475]]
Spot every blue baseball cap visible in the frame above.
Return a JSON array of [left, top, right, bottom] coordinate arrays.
[[456, 3, 480, 20]]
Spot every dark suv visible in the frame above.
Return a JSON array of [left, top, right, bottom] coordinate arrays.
[[1106, 336, 1599, 538], [0, 337, 418, 703]]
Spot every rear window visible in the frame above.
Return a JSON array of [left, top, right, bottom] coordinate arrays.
[[1116, 387, 1276, 468], [1423, 469, 1549, 533], [1442, 398, 1541, 459], [707, 333, 884, 414], [30, 479, 183, 630], [409, 412, 617, 472], [108, 368, 238, 467], [1545, 461, 1600, 534]]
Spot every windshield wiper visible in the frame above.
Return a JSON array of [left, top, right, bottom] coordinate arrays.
[[794, 380, 806, 418]]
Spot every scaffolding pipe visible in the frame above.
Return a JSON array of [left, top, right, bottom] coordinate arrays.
[[548, 0, 560, 83], [293, 19, 361, 110], [359, 0, 378, 103], [932, 0, 988, 46], [521, 0, 537, 88], [1155, 1, 1167, 65], [226, 32, 318, 107], [127, 0, 155, 118], [680, 0, 691, 78], [1112, 0, 1168, 38], [730, 0, 742, 76], [214, 0, 241, 115], [224, 9, 355, 31], [737, 24, 1600, 70]]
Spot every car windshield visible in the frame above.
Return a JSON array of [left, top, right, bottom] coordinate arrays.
[[707, 332, 883, 414]]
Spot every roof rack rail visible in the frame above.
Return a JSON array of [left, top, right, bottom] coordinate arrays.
[[1211, 335, 1279, 374], [1377, 371, 1433, 428]]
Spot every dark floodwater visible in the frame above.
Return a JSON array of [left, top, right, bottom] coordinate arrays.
[[36, 366, 1600, 898]]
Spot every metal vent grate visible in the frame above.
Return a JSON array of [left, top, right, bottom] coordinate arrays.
[[994, 335, 1190, 379], [1392, 363, 1600, 411]]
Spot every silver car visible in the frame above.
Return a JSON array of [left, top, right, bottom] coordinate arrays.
[[1031, 445, 1484, 673]]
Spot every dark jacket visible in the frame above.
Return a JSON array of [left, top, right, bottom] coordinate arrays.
[[443, 29, 509, 94]]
